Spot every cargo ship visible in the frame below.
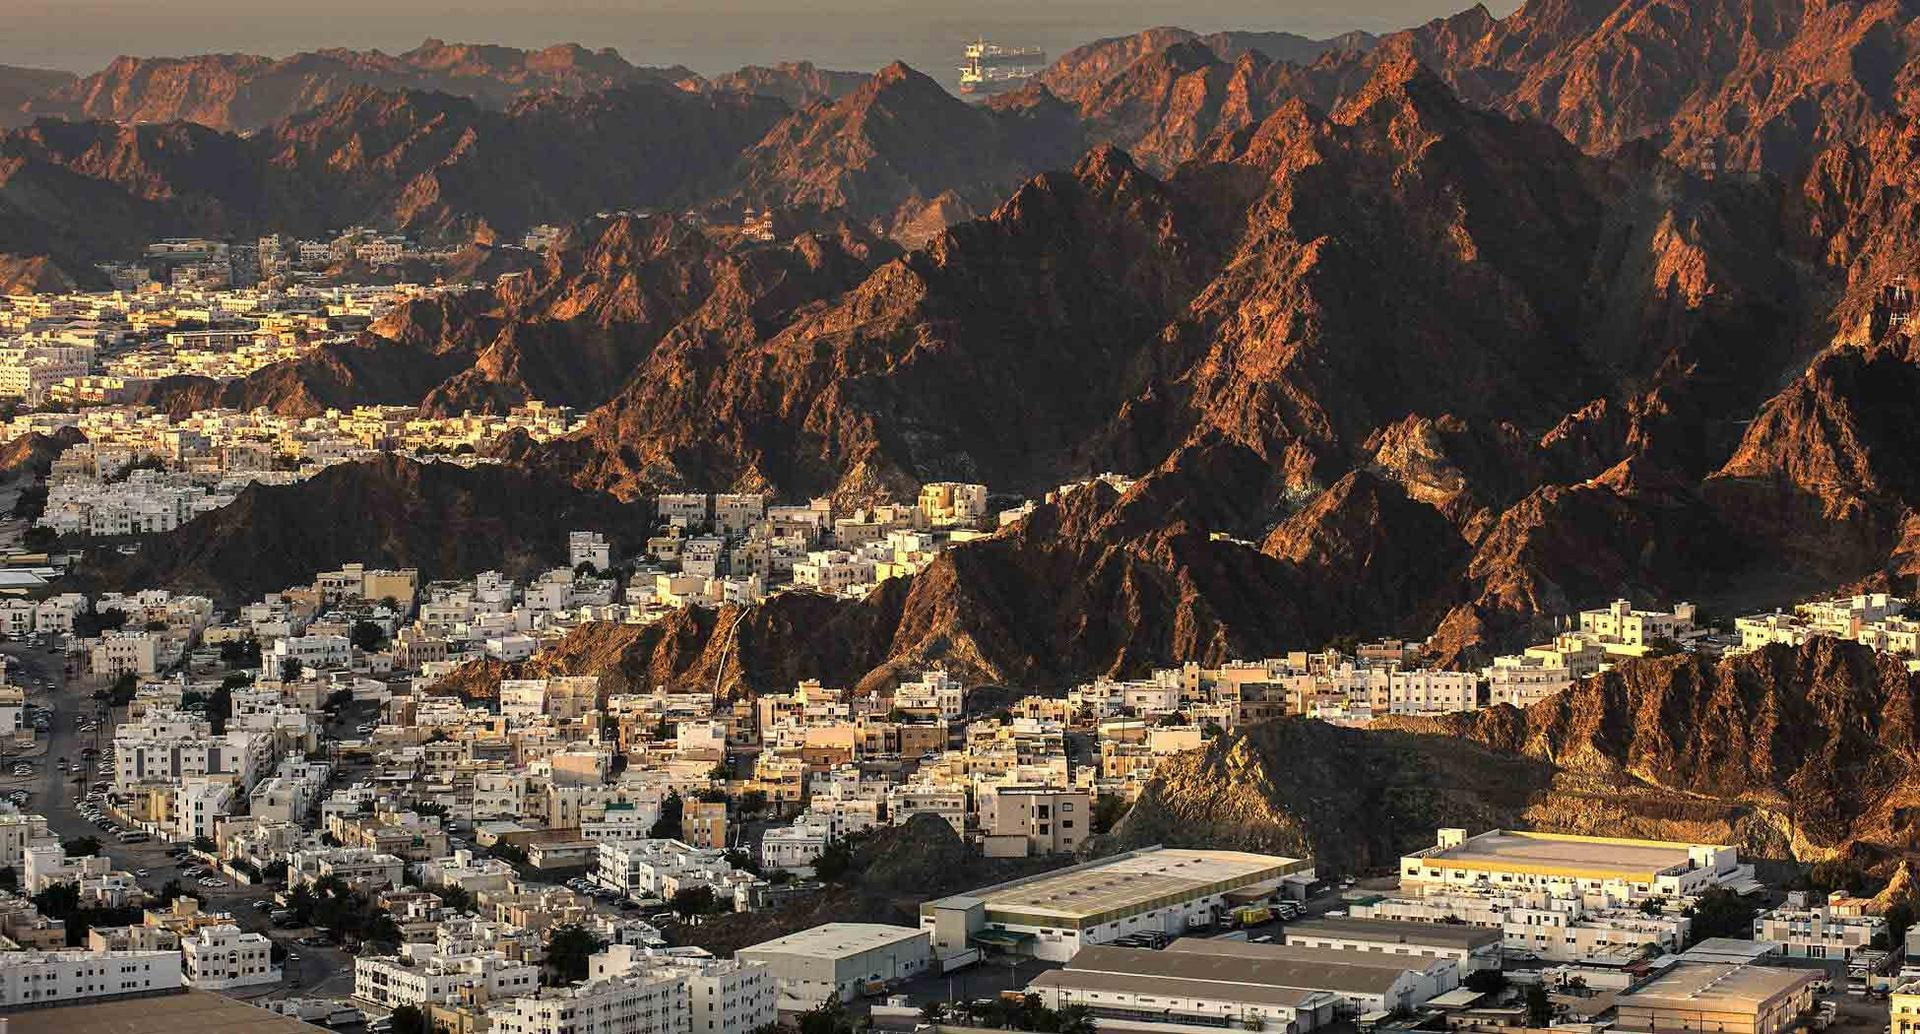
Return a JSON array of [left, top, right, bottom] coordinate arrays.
[[957, 39, 1045, 97]]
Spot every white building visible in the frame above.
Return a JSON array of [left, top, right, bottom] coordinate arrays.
[[737, 923, 932, 1005], [595, 946, 777, 1034], [760, 818, 832, 872], [487, 961, 688, 1034], [354, 948, 540, 1008], [0, 949, 182, 1008], [182, 924, 281, 989], [921, 848, 1313, 962], [1753, 892, 1886, 961], [1399, 828, 1747, 902]]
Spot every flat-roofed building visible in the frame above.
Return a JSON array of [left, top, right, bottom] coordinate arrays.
[[1613, 963, 1816, 1034], [1400, 828, 1744, 902], [1163, 938, 1458, 1006], [736, 922, 932, 1005], [1283, 916, 1504, 972], [1029, 939, 1441, 1031], [4, 988, 330, 1034], [921, 846, 1312, 962]]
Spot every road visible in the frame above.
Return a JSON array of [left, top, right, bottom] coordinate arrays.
[[0, 640, 355, 1000]]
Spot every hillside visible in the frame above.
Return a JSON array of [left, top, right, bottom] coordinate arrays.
[[1109, 638, 1920, 874], [71, 455, 652, 605]]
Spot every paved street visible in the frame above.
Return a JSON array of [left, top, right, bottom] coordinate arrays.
[[0, 640, 354, 999]]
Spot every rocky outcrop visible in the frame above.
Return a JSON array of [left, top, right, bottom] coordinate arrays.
[[1106, 717, 1553, 870]]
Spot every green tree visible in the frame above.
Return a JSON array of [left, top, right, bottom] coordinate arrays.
[[207, 684, 233, 735], [389, 1005, 427, 1034], [813, 839, 856, 882], [724, 849, 762, 875], [364, 911, 403, 947], [1464, 969, 1510, 995], [740, 789, 768, 815], [1524, 983, 1553, 1027], [1886, 902, 1916, 947], [350, 620, 388, 653], [798, 996, 854, 1034], [1684, 887, 1757, 945], [280, 658, 302, 682], [649, 793, 683, 839], [671, 885, 717, 919], [1055, 1004, 1096, 1034], [919, 1001, 947, 1024], [545, 925, 603, 984], [60, 836, 101, 857], [0, 866, 16, 891], [1091, 795, 1129, 835]]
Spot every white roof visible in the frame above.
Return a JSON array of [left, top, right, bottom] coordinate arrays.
[[739, 922, 927, 958]]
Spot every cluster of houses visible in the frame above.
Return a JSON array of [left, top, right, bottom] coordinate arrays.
[[0, 280, 477, 405]]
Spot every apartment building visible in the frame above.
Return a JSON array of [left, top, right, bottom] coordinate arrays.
[[886, 783, 966, 836], [594, 946, 777, 1034], [486, 961, 688, 1034], [354, 948, 540, 1008], [1752, 891, 1886, 960], [182, 924, 280, 989], [0, 949, 182, 1008], [976, 785, 1090, 857]]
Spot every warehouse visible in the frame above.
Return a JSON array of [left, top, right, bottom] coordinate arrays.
[[1165, 938, 1460, 1006], [1026, 938, 1445, 1030], [1614, 963, 1817, 1034], [1400, 828, 1747, 902], [737, 923, 933, 1005], [1283, 916, 1504, 973], [921, 846, 1311, 961]]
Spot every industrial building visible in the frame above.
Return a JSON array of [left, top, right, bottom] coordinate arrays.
[[1282, 916, 1504, 973], [736, 923, 933, 1005], [1399, 828, 1749, 901], [921, 847, 1311, 962], [1026, 937, 1455, 1031], [1613, 963, 1818, 1034]]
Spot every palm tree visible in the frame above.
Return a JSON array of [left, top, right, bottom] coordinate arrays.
[[1056, 1006, 1096, 1034]]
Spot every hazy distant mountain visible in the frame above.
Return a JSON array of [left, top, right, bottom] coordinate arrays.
[[0, 65, 75, 124], [700, 61, 870, 107], [17, 39, 696, 131]]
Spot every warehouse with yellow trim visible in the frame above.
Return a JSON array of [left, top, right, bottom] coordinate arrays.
[[1400, 829, 1748, 902]]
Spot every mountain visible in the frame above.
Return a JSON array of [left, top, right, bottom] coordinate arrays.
[[135, 211, 896, 421], [728, 61, 1084, 239], [1109, 637, 1920, 873], [1036, 26, 1376, 108], [18, 41, 694, 131], [0, 66, 75, 124], [701, 62, 869, 108], [71, 455, 652, 606], [0, 82, 788, 278], [251, 84, 786, 239], [347, 50, 1843, 686], [1394, 0, 1920, 177]]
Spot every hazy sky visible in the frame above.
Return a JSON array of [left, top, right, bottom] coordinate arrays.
[[0, 0, 1520, 76]]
